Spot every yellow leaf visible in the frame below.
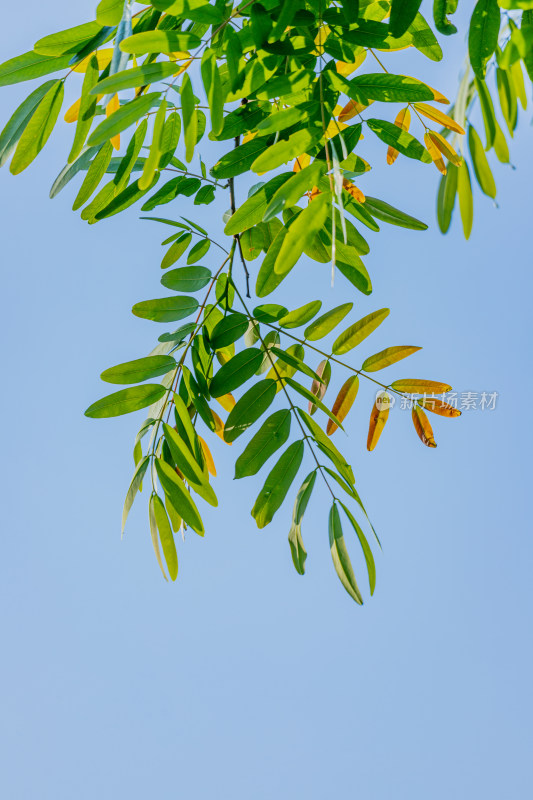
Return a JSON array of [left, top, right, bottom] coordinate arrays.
[[419, 398, 461, 418], [327, 375, 359, 436], [390, 379, 452, 393], [242, 131, 258, 144], [106, 93, 120, 150], [428, 131, 463, 167], [215, 393, 236, 412], [293, 154, 310, 172], [343, 180, 365, 203], [412, 405, 437, 448], [414, 103, 465, 135], [336, 51, 367, 76], [387, 106, 410, 165], [325, 118, 348, 138], [338, 98, 374, 123], [72, 48, 113, 73], [199, 436, 216, 477], [424, 132, 447, 175], [169, 51, 191, 61], [367, 392, 391, 451]]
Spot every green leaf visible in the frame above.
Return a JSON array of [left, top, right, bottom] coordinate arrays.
[[69, 54, 99, 163], [92, 62, 180, 95], [209, 348, 263, 397], [119, 31, 201, 55], [263, 162, 327, 221], [437, 163, 458, 234], [304, 303, 353, 341], [88, 93, 159, 148], [366, 118, 431, 163], [298, 409, 355, 485], [288, 470, 316, 575], [329, 503, 363, 604], [151, 493, 178, 581], [85, 384, 167, 418], [224, 173, 292, 235], [253, 304, 288, 323], [162, 423, 217, 506], [97, 0, 124, 26], [155, 458, 205, 535], [212, 137, 270, 179], [457, 161, 474, 240], [187, 238, 210, 264], [210, 312, 249, 349], [468, 125, 497, 198], [469, 0, 501, 80], [410, 12, 443, 62], [72, 142, 113, 210], [148, 492, 168, 580], [362, 345, 421, 372], [389, 1, 423, 38], [251, 441, 305, 528], [180, 73, 197, 164], [122, 456, 150, 535], [49, 146, 99, 198], [338, 501, 376, 595], [34, 21, 103, 56], [270, 347, 324, 385], [0, 80, 58, 167], [235, 410, 292, 478], [0, 51, 70, 88], [142, 178, 200, 212], [10, 81, 64, 175], [224, 379, 277, 442], [132, 295, 199, 323], [330, 71, 434, 103], [285, 378, 344, 430], [161, 266, 211, 292], [158, 322, 196, 343], [279, 301, 322, 329], [433, 0, 458, 35], [251, 129, 321, 174], [363, 196, 428, 230], [332, 309, 390, 355], [201, 49, 224, 137], [272, 194, 331, 289], [101, 355, 176, 384]]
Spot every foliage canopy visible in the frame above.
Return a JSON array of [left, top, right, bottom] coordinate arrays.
[[1, 0, 530, 602]]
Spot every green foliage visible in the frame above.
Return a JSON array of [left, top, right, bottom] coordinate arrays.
[[0, 0, 530, 603]]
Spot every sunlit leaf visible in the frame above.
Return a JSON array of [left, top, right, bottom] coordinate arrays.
[[329, 503, 363, 605], [327, 375, 359, 435], [332, 309, 390, 355], [412, 404, 437, 447], [85, 384, 167, 418], [367, 392, 391, 451], [101, 355, 176, 384]]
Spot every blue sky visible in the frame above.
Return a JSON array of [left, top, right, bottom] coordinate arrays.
[[1, 3, 532, 799]]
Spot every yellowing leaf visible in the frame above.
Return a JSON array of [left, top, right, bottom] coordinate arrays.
[[338, 98, 374, 123], [428, 85, 450, 104], [199, 435, 216, 476], [343, 179, 365, 202], [313, 24, 331, 55], [367, 392, 391, 451], [169, 51, 191, 61], [362, 345, 421, 372], [336, 51, 367, 77], [387, 106, 410, 165], [324, 118, 347, 138], [412, 404, 437, 448], [424, 132, 447, 175], [293, 153, 310, 172], [106, 93, 120, 150], [327, 375, 359, 436], [308, 359, 331, 415], [413, 103, 465, 135], [390, 379, 452, 393], [428, 131, 463, 167], [215, 393, 236, 412], [419, 397, 461, 418], [73, 48, 113, 73]]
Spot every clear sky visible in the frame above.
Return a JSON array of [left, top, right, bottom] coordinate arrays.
[[1, 4, 532, 799]]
